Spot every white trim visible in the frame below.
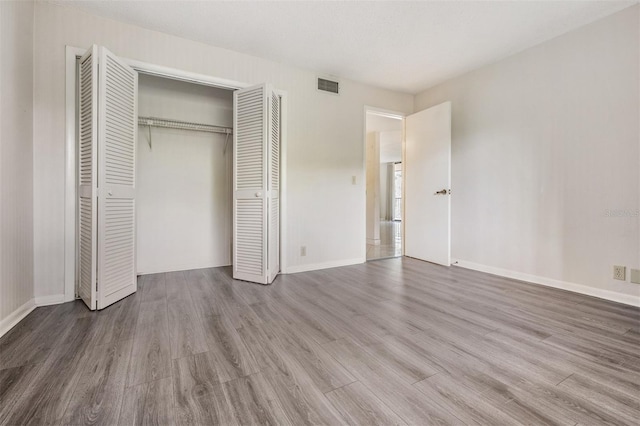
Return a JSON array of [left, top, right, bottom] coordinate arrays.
[[284, 258, 365, 274], [365, 106, 405, 120], [138, 262, 232, 276], [277, 89, 289, 274], [453, 259, 640, 308], [0, 299, 36, 338], [35, 294, 66, 306], [64, 46, 85, 303], [125, 59, 248, 90]]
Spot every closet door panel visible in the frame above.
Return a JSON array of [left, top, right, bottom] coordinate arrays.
[[77, 45, 99, 310], [233, 85, 268, 284], [97, 47, 138, 309], [268, 90, 280, 282]]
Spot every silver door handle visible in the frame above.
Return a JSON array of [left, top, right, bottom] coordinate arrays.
[[434, 189, 449, 195]]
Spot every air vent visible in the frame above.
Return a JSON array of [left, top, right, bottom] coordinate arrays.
[[317, 77, 339, 95]]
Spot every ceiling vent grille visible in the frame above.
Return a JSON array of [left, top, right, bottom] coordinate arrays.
[[317, 77, 339, 95]]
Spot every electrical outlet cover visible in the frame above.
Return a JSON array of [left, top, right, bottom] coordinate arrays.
[[631, 269, 640, 284], [613, 265, 626, 281]]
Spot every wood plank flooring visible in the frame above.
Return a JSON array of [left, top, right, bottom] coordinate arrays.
[[1, 257, 639, 425]]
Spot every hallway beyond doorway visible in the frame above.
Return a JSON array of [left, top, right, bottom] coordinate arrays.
[[366, 220, 402, 260]]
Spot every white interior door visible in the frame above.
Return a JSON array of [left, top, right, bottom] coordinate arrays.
[[77, 45, 138, 310], [78, 46, 98, 309], [404, 101, 451, 266], [96, 47, 138, 309], [233, 84, 280, 285]]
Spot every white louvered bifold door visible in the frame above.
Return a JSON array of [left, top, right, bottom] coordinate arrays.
[[78, 46, 98, 310], [267, 90, 280, 282], [233, 84, 280, 284], [96, 47, 138, 309]]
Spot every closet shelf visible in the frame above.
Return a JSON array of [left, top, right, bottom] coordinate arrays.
[[138, 116, 232, 135]]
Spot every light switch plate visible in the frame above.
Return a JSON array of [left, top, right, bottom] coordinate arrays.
[[631, 269, 640, 284], [613, 265, 626, 281]]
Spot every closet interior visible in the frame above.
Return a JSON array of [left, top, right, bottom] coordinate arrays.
[[136, 75, 233, 275]]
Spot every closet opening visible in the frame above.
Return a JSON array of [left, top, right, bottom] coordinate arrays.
[[136, 75, 234, 275]]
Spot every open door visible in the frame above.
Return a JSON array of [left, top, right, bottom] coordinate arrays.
[[78, 45, 138, 310], [268, 90, 281, 283], [233, 84, 280, 285], [78, 46, 98, 309], [404, 101, 451, 266]]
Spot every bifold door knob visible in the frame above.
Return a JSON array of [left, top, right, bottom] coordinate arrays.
[[108, 190, 113, 196], [255, 192, 262, 197], [434, 189, 448, 195]]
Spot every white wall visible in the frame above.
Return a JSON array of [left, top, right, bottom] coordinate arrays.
[[31, 1, 413, 298], [136, 75, 233, 274], [379, 163, 390, 220], [0, 0, 35, 330], [415, 5, 640, 302]]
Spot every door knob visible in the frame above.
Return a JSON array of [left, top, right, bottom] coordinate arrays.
[[434, 189, 449, 195], [108, 190, 113, 196], [255, 192, 262, 197]]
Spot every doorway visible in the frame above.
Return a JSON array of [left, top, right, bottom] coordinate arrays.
[[365, 110, 404, 261]]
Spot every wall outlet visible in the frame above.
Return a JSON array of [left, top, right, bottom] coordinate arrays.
[[613, 265, 626, 281], [631, 269, 640, 284], [300, 246, 307, 257]]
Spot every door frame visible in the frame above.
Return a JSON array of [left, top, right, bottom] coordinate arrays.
[[64, 45, 289, 301], [363, 106, 406, 260]]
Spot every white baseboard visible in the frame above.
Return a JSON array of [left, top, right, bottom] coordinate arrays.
[[137, 262, 232, 276], [452, 259, 640, 308], [284, 257, 365, 274], [34, 294, 66, 306], [0, 299, 36, 338]]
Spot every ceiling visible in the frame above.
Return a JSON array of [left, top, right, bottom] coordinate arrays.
[[54, 0, 636, 94]]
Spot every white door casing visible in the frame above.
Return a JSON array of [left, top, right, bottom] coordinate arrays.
[[404, 101, 452, 266]]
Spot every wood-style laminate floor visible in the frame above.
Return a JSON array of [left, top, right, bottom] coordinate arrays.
[[1, 257, 639, 425]]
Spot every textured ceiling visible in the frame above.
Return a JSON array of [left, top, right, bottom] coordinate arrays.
[[53, 0, 637, 94]]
